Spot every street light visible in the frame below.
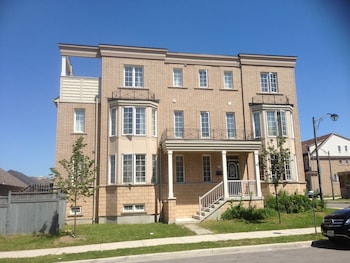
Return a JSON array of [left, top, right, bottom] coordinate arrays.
[[312, 113, 338, 202]]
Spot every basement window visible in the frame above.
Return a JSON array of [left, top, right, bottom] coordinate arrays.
[[123, 204, 145, 213], [70, 206, 82, 215]]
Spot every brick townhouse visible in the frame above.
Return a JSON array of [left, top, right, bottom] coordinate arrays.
[[54, 43, 306, 224]]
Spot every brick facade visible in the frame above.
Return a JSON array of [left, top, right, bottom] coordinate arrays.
[[54, 44, 306, 224]]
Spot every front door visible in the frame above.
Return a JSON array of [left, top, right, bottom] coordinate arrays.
[[227, 158, 241, 196], [227, 160, 240, 180]]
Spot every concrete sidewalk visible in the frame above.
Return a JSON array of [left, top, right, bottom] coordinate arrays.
[[0, 227, 320, 259]]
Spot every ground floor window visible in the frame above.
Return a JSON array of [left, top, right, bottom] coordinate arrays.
[[203, 155, 211, 182], [122, 154, 146, 184], [175, 155, 185, 183]]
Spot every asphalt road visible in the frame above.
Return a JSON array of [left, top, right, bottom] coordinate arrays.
[[70, 240, 350, 263]]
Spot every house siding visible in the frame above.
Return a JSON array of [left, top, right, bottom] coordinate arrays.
[[54, 43, 306, 224]]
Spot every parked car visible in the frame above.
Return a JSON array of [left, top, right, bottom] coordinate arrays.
[[307, 190, 320, 198], [321, 207, 350, 242]]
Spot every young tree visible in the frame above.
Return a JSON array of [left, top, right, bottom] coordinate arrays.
[[50, 136, 97, 237], [261, 136, 291, 223]]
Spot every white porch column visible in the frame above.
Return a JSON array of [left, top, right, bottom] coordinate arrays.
[[167, 150, 174, 198], [61, 56, 67, 76], [254, 150, 262, 197], [222, 150, 229, 198]]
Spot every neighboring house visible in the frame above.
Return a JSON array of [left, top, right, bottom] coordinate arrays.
[[302, 133, 350, 198], [0, 168, 27, 195], [0, 169, 53, 195], [54, 43, 306, 224]]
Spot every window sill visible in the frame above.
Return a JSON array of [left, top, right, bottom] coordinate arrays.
[[168, 86, 188, 89], [256, 92, 282, 96], [121, 212, 146, 216], [194, 87, 213, 90], [219, 88, 238, 92], [71, 132, 87, 135], [68, 214, 83, 218]]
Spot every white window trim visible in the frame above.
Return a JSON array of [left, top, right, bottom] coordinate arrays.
[[110, 108, 117, 137], [74, 109, 85, 133], [174, 111, 184, 138], [260, 72, 278, 93], [152, 109, 157, 137], [199, 69, 208, 88], [124, 65, 144, 88], [226, 112, 236, 139], [123, 204, 145, 213], [173, 68, 183, 87], [70, 206, 82, 215], [202, 155, 211, 182], [122, 154, 147, 184], [175, 155, 185, 183], [122, 107, 146, 136], [200, 111, 210, 138], [109, 154, 116, 184], [253, 112, 262, 138], [224, 71, 233, 89]]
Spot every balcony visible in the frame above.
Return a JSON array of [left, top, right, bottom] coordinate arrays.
[[111, 87, 158, 102], [161, 128, 255, 142], [251, 94, 290, 105]]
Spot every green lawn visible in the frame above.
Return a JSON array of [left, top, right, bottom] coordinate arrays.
[[0, 209, 332, 252]]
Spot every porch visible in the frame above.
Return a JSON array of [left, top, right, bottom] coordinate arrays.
[[161, 139, 263, 223]]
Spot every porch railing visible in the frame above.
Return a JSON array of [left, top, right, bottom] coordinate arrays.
[[228, 180, 257, 197], [199, 182, 224, 213]]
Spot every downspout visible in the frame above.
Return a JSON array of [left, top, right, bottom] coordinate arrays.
[[92, 94, 99, 224]]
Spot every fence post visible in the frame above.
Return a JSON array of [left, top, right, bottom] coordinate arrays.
[[6, 191, 11, 235]]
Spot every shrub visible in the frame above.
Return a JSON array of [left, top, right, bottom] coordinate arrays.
[[221, 201, 270, 221], [264, 191, 315, 214]]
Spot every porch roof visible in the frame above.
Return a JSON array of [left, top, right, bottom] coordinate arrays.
[[161, 140, 262, 153]]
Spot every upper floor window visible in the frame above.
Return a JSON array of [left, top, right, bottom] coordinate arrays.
[[124, 66, 143, 87], [173, 69, 183, 87], [345, 145, 348, 152], [200, 111, 210, 138], [110, 108, 117, 136], [253, 112, 262, 138], [123, 107, 146, 135], [266, 110, 287, 137], [226, 112, 236, 138], [109, 155, 116, 184], [174, 111, 184, 138], [74, 109, 85, 133], [224, 71, 233, 89], [152, 109, 157, 137], [199, 69, 208, 88], [338, 145, 341, 153], [260, 72, 278, 93]]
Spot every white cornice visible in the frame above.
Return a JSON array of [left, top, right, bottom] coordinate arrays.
[[59, 43, 100, 58], [239, 54, 297, 68]]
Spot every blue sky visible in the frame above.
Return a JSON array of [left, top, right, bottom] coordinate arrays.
[[0, 0, 349, 176]]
